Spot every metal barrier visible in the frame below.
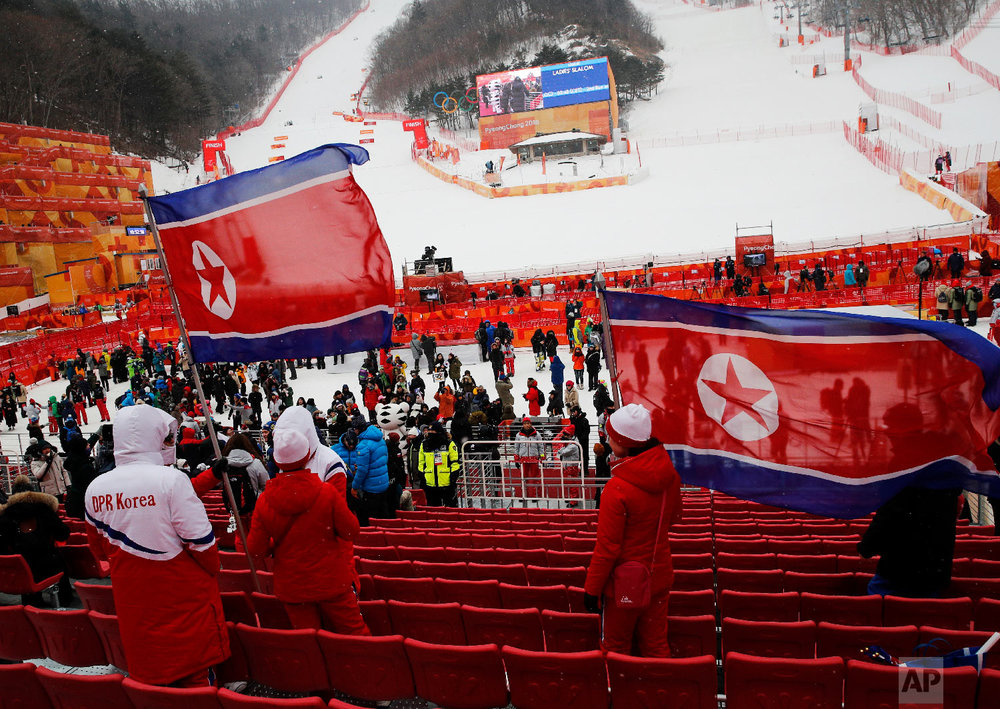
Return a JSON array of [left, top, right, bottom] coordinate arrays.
[[458, 439, 596, 509]]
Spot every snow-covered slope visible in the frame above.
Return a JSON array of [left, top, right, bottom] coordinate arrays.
[[179, 0, 998, 276]]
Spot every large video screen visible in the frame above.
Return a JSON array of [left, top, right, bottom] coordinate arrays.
[[477, 57, 611, 117]]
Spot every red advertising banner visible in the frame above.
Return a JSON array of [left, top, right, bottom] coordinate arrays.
[[735, 234, 775, 276], [359, 138, 374, 144]]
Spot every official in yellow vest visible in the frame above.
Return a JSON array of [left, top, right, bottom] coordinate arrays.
[[418, 422, 459, 508]]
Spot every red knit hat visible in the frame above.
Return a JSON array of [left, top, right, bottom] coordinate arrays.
[[606, 404, 652, 450]]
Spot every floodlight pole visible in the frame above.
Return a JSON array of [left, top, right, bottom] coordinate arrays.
[[139, 184, 261, 593]]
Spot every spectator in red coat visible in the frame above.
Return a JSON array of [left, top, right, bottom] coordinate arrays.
[[523, 378, 543, 417], [584, 404, 681, 657], [247, 427, 368, 634]]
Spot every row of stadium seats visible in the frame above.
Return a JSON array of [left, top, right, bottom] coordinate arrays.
[[0, 624, 1000, 709]]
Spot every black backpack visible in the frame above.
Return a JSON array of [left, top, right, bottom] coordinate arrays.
[[536, 388, 545, 406], [952, 287, 966, 306], [937, 289, 949, 304], [969, 286, 983, 303], [225, 467, 258, 515]]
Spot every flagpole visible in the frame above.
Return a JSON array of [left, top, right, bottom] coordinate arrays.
[[597, 285, 622, 409], [139, 184, 262, 593]]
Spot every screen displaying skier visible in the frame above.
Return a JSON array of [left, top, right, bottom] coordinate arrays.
[[477, 57, 610, 117]]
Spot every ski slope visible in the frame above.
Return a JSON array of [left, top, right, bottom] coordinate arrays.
[[154, 0, 1000, 277]]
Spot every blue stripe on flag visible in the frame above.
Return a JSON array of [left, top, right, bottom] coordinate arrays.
[[606, 291, 1000, 410], [187, 309, 392, 363], [667, 447, 998, 519], [148, 144, 370, 226]]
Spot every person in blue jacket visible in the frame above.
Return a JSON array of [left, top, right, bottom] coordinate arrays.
[[331, 422, 390, 525], [550, 355, 566, 411]]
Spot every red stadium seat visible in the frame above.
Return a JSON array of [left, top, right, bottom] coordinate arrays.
[[719, 590, 800, 622], [776, 554, 838, 574], [466, 562, 529, 585], [671, 553, 714, 570], [546, 550, 591, 567], [783, 572, 856, 596], [356, 574, 374, 600], [382, 531, 427, 547], [434, 578, 502, 608], [715, 552, 777, 571], [387, 600, 466, 645], [669, 590, 716, 617], [317, 632, 416, 702], [371, 575, 437, 603], [216, 689, 326, 707], [717, 568, 784, 594], [58, 545, 110, 579], [949, 577, 1000, 603], [834, 555, 878, 574], [845, 659, 977, 708], [25, 606, 107, 666], [0, 555, 63, 595], [799, 592, 882, 626], [500, 583, 569, 612], [0, 663, 54, 709], [249, 593, 292, 629], [356, 559, 413, 577], [525, 565, 586, 588], [606, 652, 716, 709], [672, 569, 714, 591], [492, 548, 548, 566], [0, 605, 45, 661], [502, 647, 609, 709], [234, 624, 328, 693], [713, 537, 767, 555], [357, 599, 392, 636], [74, 581, 117, 615], [35, 666, 133, 709], [668, 615, 716, 658], [563, 536, 596, 552], [722, 618, 816, 659], [87, 611, 129, 671], [460, 605, 545, 651], [724, 652, 844, 709], [766, 540, 823, 555], [398, 545, 447, 562], [217, 570, 255, 594], [815, 622, 919, 662], [669, 536, 713, 555], [540, 609, 600, 652], [219, 551, 252, 570], [404, 639, 508, 709], [122, 677, 223, 709], [220, 592, 257, 627], [954, 538, 1000, 561], [975, 598, 1000, 632], [883, 596, 973, 631], [979, 668, 1000, 709], [413, 561, 468, 580]]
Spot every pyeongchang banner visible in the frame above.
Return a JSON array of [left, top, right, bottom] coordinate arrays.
[[147, 144, 394, 363], [605, 291, 1000, 518]]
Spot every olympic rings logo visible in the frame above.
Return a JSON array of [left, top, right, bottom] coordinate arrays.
[[432, 87, 478, 114]]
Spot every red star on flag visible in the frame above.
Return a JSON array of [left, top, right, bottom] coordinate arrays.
[[701, 358, 773, 429], [197, 262, 231, 309]]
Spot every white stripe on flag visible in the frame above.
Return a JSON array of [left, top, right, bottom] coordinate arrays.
[[157, 168, 353, 230], [188, 304, 391, 340], [662, 443, 984, 485], [611, 318, 934, 345]]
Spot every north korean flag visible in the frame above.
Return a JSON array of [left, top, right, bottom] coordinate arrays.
[[147, 144, 394, 363], [605, 290, 1000, 518]]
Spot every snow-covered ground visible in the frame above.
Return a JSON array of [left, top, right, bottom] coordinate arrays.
[[149, 0, 998, 277]]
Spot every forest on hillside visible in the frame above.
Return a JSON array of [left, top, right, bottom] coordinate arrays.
[[367, 0, 666, 128], [807, 0, 984, 47], [0, 0, 362, 161]]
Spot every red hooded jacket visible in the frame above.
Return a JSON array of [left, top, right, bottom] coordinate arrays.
[[585, 445, 682, 597], [246, 469, 360, 602]]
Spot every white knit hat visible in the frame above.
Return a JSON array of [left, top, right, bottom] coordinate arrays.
[[606, 403, 652, 450], [272, 428, 311, 470]]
